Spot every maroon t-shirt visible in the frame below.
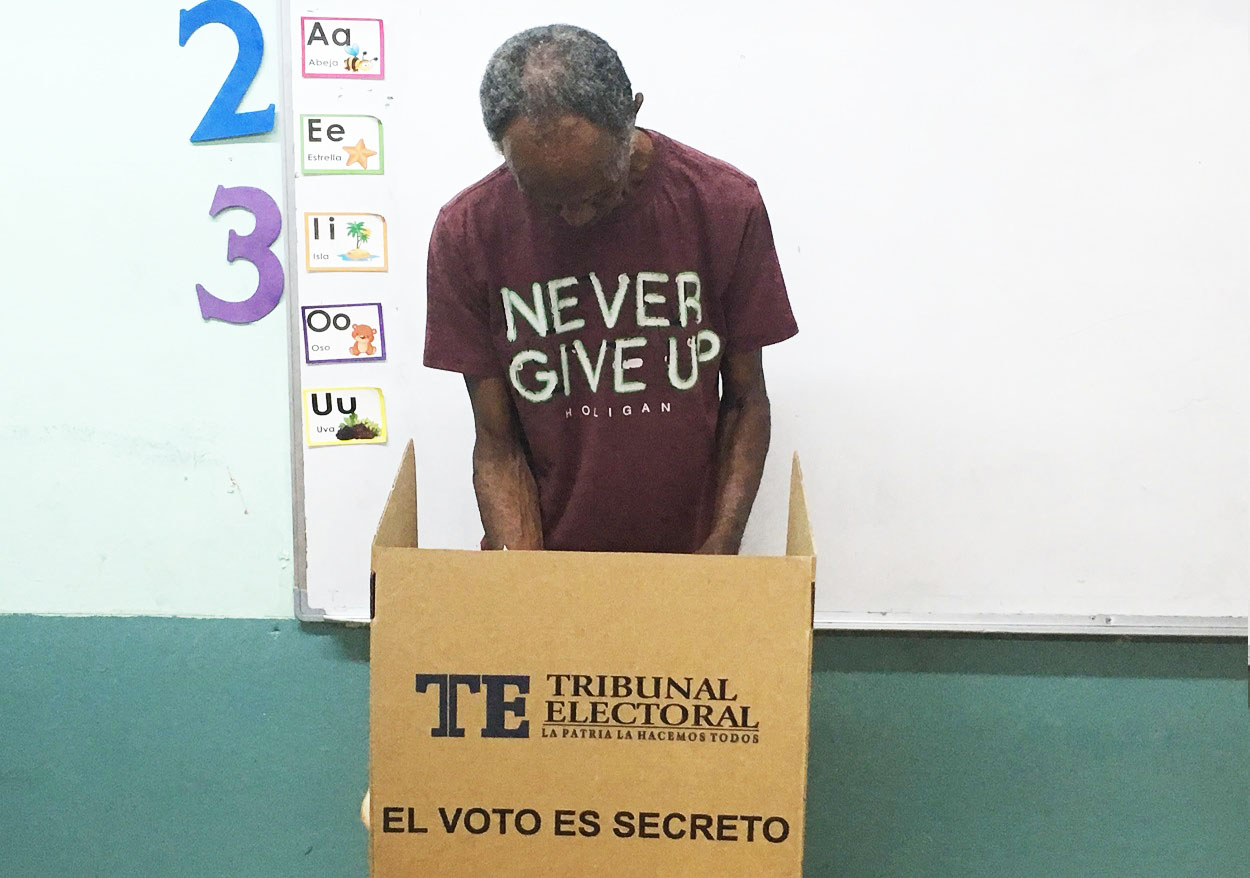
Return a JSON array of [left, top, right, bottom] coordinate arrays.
[[424, 131, 797, 552]]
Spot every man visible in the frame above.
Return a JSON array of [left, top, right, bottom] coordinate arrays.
[[424, 24, 797, 554]]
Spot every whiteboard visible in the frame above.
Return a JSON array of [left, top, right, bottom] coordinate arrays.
[[284, 0, 1248, 635], [0, 0, 294, 618]]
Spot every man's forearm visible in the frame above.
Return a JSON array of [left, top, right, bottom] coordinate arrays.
[[701, 392, 771, 554], [472, 441, 544, 550]]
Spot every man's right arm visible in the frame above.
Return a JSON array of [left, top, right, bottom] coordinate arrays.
[[465, 375, 544, 550]]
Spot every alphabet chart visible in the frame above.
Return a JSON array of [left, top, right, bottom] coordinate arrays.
[[280, 1, 797, 622], [285, 3, 424, 620]]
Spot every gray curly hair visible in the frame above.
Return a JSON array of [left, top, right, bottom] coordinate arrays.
[[480, 25, 636, 147]]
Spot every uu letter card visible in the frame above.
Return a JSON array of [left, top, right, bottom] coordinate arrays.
[[304, 387, 388, 447]]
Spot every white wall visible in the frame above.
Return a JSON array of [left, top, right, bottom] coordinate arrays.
[[3, 1, 1243, 627], [0, 1, 292, 616]]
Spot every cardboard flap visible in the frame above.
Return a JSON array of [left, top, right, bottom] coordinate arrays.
[[785, 452, 816, 560], [371, 440, 418, 572]]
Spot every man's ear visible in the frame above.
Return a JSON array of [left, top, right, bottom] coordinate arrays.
[[633, 92, 645, 114]]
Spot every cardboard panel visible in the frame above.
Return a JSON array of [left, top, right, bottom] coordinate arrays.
[[370, 441, 418, 571], [786, 453, 815, 561], [370, 547, 813, 876]]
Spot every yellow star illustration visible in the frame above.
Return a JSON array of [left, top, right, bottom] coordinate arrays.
[[343, 139, 378, 170]]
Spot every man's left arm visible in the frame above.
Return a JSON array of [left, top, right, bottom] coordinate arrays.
[[697, 348, 772, 554]]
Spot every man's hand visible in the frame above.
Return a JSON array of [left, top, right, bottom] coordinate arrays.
[[701, 349, 772, 554], [465, 376, 544, 550]]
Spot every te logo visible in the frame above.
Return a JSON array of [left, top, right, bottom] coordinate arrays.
[[414, 674, 530, 739]]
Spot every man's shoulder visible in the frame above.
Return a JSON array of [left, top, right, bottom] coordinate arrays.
[[436, 164, 515, 226], [652, 131, 763, 203]]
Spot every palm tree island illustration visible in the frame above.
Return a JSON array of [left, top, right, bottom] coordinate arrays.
[[341, 221, 378, 261]]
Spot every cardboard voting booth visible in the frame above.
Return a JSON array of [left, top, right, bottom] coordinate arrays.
[[369, 442, 816, 877]]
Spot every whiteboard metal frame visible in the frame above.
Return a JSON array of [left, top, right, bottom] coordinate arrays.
[[316, 608, 1245, 637], [814, 612, 1246, 638], [278, 0, 324, 622]]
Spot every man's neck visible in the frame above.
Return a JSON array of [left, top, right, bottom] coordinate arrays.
[[627, 129, 655, 191]]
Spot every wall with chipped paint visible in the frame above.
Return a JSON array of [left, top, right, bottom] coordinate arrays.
[[0, 1, 293, 617]]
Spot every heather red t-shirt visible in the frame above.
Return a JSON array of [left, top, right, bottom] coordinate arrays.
[[424, 131, 797, 552]]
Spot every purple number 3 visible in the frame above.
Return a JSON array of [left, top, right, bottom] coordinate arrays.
[[197, 185, 285, 323]]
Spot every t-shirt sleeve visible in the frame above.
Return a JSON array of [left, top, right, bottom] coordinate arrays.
[[721, 186, 799, 353], [423, 206, 499, 377]]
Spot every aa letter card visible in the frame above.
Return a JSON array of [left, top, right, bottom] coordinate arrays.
[[301, 17, 384, 79]]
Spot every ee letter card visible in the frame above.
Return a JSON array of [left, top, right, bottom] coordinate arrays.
[[301, 115, 384, 175]]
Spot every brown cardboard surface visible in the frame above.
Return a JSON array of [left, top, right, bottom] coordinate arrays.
[[786, 453, 815, 562], [369, 451, 815, 877], [370, 441, 418, 573]]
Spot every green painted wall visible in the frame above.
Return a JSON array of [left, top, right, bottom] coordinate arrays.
[[1, 618, 1244, 877]]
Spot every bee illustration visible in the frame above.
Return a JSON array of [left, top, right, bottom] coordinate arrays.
[[344, 44, 374, 73]]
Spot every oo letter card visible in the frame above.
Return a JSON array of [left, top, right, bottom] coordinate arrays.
[[304, 387, 387, 447], [301, 17, 384, 79], [304, 212, 388, 272], [301, 115, 384, 175], [302, 303, 386, 364]]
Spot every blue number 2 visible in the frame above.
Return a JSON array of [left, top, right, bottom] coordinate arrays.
[[179, 0, 276, 143]]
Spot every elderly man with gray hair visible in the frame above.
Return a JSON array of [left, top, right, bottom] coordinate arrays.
[[424, 24, 798, 555]]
